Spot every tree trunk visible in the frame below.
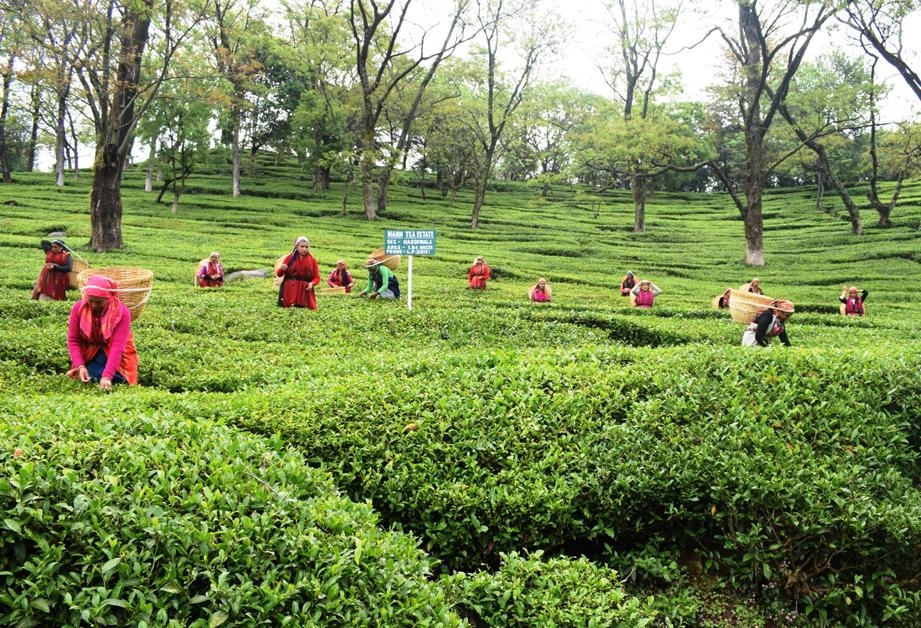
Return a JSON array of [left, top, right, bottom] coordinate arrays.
[[632, 175, 646, 233], [28, 83, 40, 172], [360, 129, 377, 220], [471, 178, 486, 229], [230, 102, 241, 197], [90, 144, 125, 250], [55, 93, 67, 187], [314, 164, 330, 191], [0, 53, 14, 184], [377, 170, 391, 214], [68, 113, 79, 177], [814, 170, 824, 211], [741, 2, 764, 267], [88, 0, 153, 251], [827, 166, 862, 235], [145, 139, 155, 192]]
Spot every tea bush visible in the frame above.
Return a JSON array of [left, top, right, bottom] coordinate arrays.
[[0, 394, 462, 626], [4, 163, 921, 624], [444, 551, 659, 626]]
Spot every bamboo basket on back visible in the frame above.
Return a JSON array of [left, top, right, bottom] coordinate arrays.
[[369, 248, 401, 270], [77, 267, 154, 321], [727, 288, 775, 323], [68, 258, 89, 289]]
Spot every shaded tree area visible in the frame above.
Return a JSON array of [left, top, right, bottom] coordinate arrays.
[[708, 0, 835, 266]]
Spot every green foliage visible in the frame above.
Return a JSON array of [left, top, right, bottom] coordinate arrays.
[[3, 162, 921, 624], [443, 551, 658, 626], [0, 395, 461, 626]]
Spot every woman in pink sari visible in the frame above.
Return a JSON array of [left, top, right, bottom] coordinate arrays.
[[197, 252, 225, 288], [67, 275, 138, 390]]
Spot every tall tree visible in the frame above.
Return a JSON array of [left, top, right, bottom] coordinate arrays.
[[840, 0, 921, 103], [280, 0, 354, 192], [709, 0, 835, 266], [599, 0, 681, 232], [208, 0, 267, 198], [0, 0, 28, 184], [349, 0, 469, 220], [467, 0, 557, 229], [137, 65, 216, 212], [575, 99, 713, 230], [23, 0, 82, 186], [772, 53, 875, 234], [72, 0, 205, 251], [373, 0, 471, 214], [497, 83, 590, 195]]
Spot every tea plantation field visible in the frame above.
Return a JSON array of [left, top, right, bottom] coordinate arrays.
[[3, 162, 921, 626]]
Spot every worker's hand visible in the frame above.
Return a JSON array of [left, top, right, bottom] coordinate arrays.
[[45, 263, 54, 269], [77, 365, 90, 383], [306, 284, 314, 291], [98, 377, 113, 392], [370, 291, 379, 300], [278, 263, 288, 272]]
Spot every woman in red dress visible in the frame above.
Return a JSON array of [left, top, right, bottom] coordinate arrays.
[[327, 259, 354, 292], [276, 236, 320, 309], [467, 256, 491, 289], [32, 239, 73, 300]]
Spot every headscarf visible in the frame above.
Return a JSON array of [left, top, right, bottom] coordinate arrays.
[[78, 275, 124, 340], [285, 236, 309, 261], [209, 252, 220, 260], [771, 299, 795, 313]]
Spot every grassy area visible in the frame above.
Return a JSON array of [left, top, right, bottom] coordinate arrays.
[[2, 160, 921, 626]]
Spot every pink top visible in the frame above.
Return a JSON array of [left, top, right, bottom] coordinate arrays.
[[634, 290, 655, 308], [67, 300, 133, 381]]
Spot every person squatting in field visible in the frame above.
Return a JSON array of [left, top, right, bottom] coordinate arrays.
[[840, 286, 868, 316], [276, 236, 320, 309], [67, 274, 138, 391], [631, 279, 662, 308], [528, 277, 552, 302], [361, 257, 400, 299], [327, 259, 354, 293], [468, 256, 491, 290], [741, 299, 794, 347], [619, 271, 636, 296], [197, 252, 225, 288]]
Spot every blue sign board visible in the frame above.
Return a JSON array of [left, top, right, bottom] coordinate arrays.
[[384, 229, 436, 256]]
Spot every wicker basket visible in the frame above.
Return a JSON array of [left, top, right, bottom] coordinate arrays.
[[318, 286, 347, 296], [370, 248, 401, 270], [727, 288, 775, 323], [77, 267, 153, 321], [68, 258, 89, 289]]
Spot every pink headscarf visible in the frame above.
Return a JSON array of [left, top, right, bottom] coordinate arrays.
[[78, 275, 124, 339]]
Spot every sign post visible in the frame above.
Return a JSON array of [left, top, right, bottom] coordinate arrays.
[[384, 229, 436, 309]]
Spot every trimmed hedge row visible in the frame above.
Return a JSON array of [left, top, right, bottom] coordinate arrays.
[[0, 394, 462, 627], [207, 345, 921, 623]]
